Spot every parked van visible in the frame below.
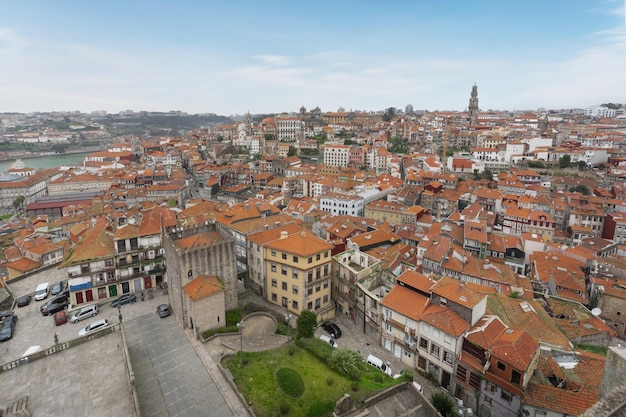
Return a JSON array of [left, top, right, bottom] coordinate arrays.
[[319, 334, 338, 348], [366, 354, 392, 376], [34, 282, 50, 301], [70, 304, 98, 323]]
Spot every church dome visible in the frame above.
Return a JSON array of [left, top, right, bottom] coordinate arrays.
[[10, 159, 25, 170]]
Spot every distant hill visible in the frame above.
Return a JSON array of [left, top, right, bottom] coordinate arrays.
[[99, 113, 234, 132]]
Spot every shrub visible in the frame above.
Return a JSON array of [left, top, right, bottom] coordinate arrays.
[[295, 337, 331, 364], [242, 356, 249, 365], [402, 369, 414, 382], [430, 392, 458, 417], [327, 349, 365, 379], [326, 376, 334, 386], [279, 402, 290, 415], [226, 308, 243, 326], [351, 382, 359, 392], [373, 373, 383, 383], [276, 368, 305, 397]]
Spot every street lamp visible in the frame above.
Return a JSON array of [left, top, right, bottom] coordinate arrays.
[[236, 321, 245, 354], [285, 313, 293, 349]]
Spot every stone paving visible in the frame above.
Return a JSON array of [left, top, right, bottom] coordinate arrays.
[[125, 313, 233, 417]]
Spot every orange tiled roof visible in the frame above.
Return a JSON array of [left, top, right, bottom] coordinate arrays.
[[381, 285, 429, 321], [174, 230, 224, 251], [183, 275, 225, 301], [421, 304, 471, 337], [430, 276, 490, 308]]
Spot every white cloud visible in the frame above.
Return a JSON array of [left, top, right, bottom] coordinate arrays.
[[254, 54, 292, 66]]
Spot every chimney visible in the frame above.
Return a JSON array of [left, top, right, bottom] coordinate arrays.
[[280, 231, 288, 239]]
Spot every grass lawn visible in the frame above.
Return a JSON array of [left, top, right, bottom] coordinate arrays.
[[223, 344, 399, 417]]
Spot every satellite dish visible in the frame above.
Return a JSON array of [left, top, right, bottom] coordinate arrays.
[[591, 308, 601, 316]]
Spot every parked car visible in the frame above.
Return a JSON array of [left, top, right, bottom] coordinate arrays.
[[16, 295, 32, 307], [40, 294, 69, 316], [156, 304, 170, 318], [0, 311, 13, 321], [321, 322, 342, 338], [319, 334, 338, 348], [50, 280, 65, 296], [70, 304, 98, 323], [54, 311, 68, 326], [0, 314, 18, 342], [110, 294, 137, 308], [78, 319, 109, 337]]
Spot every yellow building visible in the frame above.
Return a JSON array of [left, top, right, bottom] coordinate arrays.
[[262, 228, 334, 320]]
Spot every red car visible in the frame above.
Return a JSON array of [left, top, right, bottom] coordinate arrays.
[[54, 311, 68, 326]]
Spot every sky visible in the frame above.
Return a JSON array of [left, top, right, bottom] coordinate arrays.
[[1, 0, 625, 115]]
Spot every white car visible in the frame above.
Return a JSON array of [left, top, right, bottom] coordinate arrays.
[[319, 334, 338, 348], [78, 319, 109, 337]]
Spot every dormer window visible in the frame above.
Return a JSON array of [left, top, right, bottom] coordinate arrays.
[[439, 297, 447, 306]]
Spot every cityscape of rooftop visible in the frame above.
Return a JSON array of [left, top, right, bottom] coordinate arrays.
[[1, 0, 625, 115]]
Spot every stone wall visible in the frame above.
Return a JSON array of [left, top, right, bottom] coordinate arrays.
[[164, 223, 238, 330]]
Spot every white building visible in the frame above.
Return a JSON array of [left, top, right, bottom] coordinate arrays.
[[323, 144, 350, 167], [584, 106, 616, 118]]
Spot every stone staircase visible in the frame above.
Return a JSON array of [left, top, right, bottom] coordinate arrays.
[[0, 395, 30, 417]]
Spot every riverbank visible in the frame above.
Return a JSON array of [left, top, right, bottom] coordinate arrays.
[[0, 148, 105, 162]]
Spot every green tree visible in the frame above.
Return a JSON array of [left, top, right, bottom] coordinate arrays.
[[264, 133, 276, 141], [295, 310, 317, 339], [382, 107, 396, 122], [484, 168, 494, 181], [577, 160, 588, 170], [559, 154, 571, 168], [287, 146, 297, 157], [430, 392, 459, 417], [12, 195, 25, 213], [569, 185, 591, 195]]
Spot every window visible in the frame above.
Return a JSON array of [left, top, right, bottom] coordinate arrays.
[[307, 288, 313, 295], [316, 253, 321, 261], [293, 256, 299, 263], [281, 266, 287, 275], [315, 284, 321, 292], [323, 294, 328, 303], [324, 281, 329, 289], [292, 301, 298, 309], [271, 250, 276, 257], [456, 365, 467, 381], [307, 301, 312, 310], [271, 293, 277, 301], [324, 251, 329, 258], [430, 344, 440, 358], [292, 270, 298, 279], [443, 350, 454, 365], [444, 334, 452, 345], [323, 264, 328, 276], [271, 279, 277, 287], [271, 263, 277, 272], [282, 253, 287, 260], [497, 361, 506, 371], [282, 297, 288, 307], [292, 285, 298, 295], [439, 297, 448, 306], [501, 390, 512, 402], [419, 338, 428, 351], [511, 370, 521, 385], [315, 298, 321, 309], [308, 257, 313, 264], [282, 282, 287, 290]]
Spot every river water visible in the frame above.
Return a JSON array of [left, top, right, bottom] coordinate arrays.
[[0, 152, 92, 172]]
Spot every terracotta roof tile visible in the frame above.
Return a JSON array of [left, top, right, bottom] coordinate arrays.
[[183, 275, 225, 301]]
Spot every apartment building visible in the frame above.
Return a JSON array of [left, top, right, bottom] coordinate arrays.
[[62, 210, 169, 306], [320, 193, 364, 216], [323, 143, 350, 167], [250, 226, 334, 320]]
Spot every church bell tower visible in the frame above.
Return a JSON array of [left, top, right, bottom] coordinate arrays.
[[468, 83, 479, 124]]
